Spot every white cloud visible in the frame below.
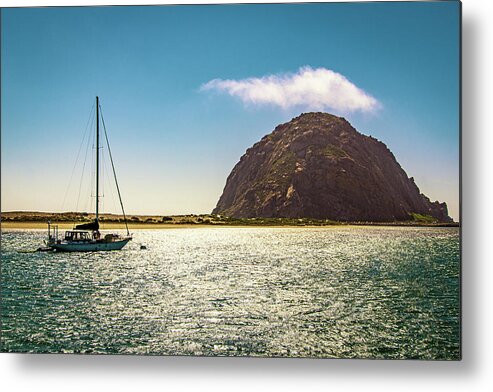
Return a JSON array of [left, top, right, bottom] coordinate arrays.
[[200, 66, 380, 113]]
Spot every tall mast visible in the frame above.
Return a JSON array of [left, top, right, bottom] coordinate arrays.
[[96, 96, 100, 223]]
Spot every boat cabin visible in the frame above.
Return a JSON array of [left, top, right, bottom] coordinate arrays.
[[64, 230, 92, 242]]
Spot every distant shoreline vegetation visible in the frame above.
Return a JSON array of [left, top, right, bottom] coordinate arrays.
[[1, 211, 459, 227]]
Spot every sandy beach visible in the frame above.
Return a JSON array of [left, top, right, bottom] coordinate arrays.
[[0, 221, 210, 230]]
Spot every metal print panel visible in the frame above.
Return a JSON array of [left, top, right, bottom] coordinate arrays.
[[0, 1, 461, 359]]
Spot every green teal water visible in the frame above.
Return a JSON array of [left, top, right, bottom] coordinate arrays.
[[1, 226, 460, 359]]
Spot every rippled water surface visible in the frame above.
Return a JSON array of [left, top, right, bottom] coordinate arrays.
[[1, 226, 460, 359]]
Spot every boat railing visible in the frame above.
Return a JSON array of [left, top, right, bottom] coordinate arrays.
[[47, 221, 59, 245]]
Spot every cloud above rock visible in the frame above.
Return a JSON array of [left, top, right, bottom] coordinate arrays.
[[201, 66, 380, 113]]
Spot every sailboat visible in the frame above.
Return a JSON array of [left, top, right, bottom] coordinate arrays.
[[46, 97, 132, 252]]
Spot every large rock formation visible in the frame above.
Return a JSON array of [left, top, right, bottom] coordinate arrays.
[[213, 112, 452, 222]]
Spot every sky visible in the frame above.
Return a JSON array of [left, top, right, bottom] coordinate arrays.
[[1, 1, 460, 220]]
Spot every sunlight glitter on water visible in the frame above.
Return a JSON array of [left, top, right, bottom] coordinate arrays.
[[1, 226, 460, 359]]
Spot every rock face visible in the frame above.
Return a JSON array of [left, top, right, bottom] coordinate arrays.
[[213, 112, 452, 222]]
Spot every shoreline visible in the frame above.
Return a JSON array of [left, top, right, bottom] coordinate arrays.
[[1, 221, 460, 230], [1, 211, 459, 229]]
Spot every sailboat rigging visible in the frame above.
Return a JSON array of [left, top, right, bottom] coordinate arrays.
[[45, 96, 132, 252]]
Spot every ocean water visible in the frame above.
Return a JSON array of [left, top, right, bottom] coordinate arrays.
[[1, 226, 460, 359]]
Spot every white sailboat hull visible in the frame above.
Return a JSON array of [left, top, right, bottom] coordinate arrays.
[[51, 238, 131, 252]]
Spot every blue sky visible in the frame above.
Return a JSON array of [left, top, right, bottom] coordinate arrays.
[[1, 2, 460, 220]]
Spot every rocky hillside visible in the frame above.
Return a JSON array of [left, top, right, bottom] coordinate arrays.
[[213, 112, 452, 222]]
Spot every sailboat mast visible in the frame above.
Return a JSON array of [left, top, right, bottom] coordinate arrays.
[[96, 96, 100, 223]]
